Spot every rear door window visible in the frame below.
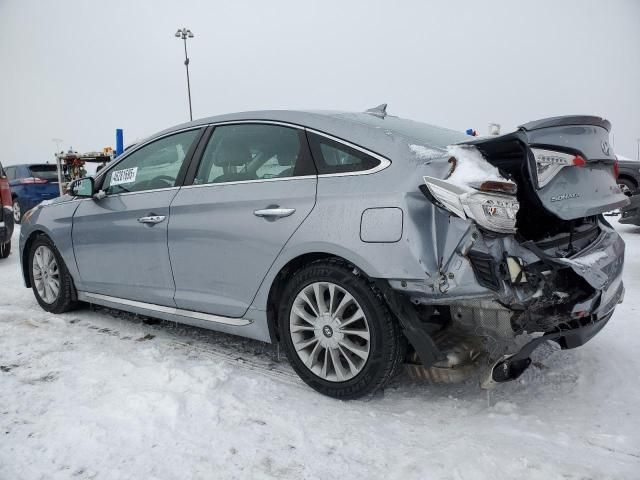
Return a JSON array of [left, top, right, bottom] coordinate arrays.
[[306, 132, 381, 174], [194, 124, 315, 185]]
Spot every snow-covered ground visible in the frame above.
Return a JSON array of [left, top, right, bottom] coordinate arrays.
[[1, 225, 640, 480]]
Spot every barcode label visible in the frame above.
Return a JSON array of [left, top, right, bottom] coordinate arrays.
[[111, 167, 138, 186]]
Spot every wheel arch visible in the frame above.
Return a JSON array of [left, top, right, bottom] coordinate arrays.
[[618, 173, 638, 186], [263, 250, 444, 369], [21, 229, 50, 288]]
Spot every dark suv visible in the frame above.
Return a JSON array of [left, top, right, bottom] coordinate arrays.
[[4, 163, 61, 223], [616, 155, 640, 194]]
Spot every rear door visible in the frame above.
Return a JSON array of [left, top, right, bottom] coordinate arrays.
[[168, 122, 317, 318], [72, 128, 202, 305]]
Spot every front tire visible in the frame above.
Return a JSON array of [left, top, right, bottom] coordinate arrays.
[[28, 236, 77, 313], [278, 260, 404, 399]]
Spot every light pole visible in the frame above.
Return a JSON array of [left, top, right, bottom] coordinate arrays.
[[175, 27, 195, 121]]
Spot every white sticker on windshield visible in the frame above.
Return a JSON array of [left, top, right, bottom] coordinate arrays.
[[110, 167, 138, 186]]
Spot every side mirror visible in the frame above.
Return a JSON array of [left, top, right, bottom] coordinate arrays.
[[70, 177, 95, 198]]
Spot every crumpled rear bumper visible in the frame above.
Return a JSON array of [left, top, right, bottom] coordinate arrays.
[[551, 222, 625, 320], [391, 216, 624, 336], [384, 216, 625, 370]]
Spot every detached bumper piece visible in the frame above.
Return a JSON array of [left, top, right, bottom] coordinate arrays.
[[481, 309, 616, 389]]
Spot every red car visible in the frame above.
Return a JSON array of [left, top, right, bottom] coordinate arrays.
[[0, 160, 14, 258]]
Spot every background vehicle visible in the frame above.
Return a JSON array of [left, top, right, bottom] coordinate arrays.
[[620, 193, 640, 226], [0, 161, 14, 258], [4, 163, 60, 224], [616, 154, 640, 195], [19, 109, 628, 399]]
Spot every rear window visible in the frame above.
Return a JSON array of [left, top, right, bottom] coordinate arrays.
[[29, 165, 59, 181], [307, 132, 381, 174]]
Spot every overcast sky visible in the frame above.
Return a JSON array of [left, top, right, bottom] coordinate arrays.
[[1, 0, 639, 164]]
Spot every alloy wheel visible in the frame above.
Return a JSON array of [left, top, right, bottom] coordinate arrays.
[[12, 200, 21, 223], [32, 245, 60, 304], [289, 281, 371, 382]]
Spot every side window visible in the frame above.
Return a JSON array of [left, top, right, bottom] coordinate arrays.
[[307, 132, 381, 174], [4, 167, 14, 180], [194, 124, 314, 185], [103, 129, 199, 195]]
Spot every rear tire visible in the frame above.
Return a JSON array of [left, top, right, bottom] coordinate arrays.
[[0, 241, 10, 259], [28, 236, 77, 313], [618, 178, 636, 196], [278, 260, 404, 399]]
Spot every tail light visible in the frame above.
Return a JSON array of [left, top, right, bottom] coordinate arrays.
[[613, 159, 620, 179], [423, 176, 519, 233], [19, 177, 48, 185], [0, 177, 11, 208], [531, 148, 585, 188], [422, 145, 520, 234]]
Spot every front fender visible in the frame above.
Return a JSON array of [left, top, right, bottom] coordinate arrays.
[[19, 198, 82, 287]]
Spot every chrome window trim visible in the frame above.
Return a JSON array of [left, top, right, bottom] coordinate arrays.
[[79, 292, 252, 326], [96, 186, 180, 199], [183, 120, 391, 187], [93, 119, 391, 191], [181, 175, 316, 190], [304, 127, 392, 177]]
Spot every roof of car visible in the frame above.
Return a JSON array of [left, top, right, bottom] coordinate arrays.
[[150, 109, 468, 159]]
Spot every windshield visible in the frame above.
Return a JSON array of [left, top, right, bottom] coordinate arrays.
[[29, 165, 59, 181]]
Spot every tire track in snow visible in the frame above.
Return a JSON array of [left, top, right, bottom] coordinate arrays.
[[77, 306, 304, 387], [166, 339, 302, 387]]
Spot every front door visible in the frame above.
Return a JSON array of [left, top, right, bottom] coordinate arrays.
[[72, 129, 201, 305], [168, 123, 317, 317]]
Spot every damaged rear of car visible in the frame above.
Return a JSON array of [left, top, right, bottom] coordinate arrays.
[[408, 116, 628, 385], [18, 106, 628, 399]]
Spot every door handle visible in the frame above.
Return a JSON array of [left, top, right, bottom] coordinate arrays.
[[253, 208, 296, 218], [137, 215, 166, 224]]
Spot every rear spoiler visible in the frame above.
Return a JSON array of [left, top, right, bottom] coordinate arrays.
[[519, 115, 611, 132]]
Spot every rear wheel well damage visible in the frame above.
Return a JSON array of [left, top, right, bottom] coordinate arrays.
[[266, 252, 443, 368]]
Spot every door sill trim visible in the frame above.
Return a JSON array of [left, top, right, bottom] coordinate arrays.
[[78, 291, 252, 326]]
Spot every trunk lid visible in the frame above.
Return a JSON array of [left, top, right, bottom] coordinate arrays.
[[464, 116, 629, 225]]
